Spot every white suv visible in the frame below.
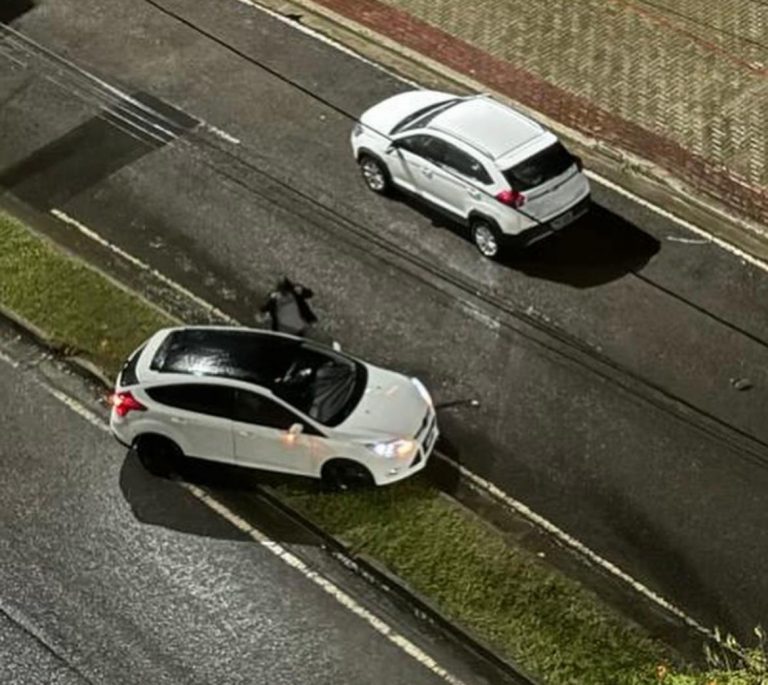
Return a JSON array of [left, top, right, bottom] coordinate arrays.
[[110, 326, 437, 489], [351, 91, 590, 258]]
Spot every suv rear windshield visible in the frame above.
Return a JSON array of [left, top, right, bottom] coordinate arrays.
[[502, 142, 575, 191], [150, 329, 367, 427]]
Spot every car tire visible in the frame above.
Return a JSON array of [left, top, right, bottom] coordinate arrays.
[[134, 435, 182, 477], [470, 218, 505, 259], [321, 459, 375, 491], [358, 154, 392, 195]]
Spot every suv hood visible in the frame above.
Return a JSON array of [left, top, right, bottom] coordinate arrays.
[[360, 90, 456, 136], [337, 366, 428, 440]]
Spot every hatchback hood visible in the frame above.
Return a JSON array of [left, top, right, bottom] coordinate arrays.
[[360, 90, 456, 136], [337, 366, 428, 440]]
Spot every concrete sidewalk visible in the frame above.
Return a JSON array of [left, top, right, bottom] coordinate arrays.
[[273, 0, 768, 255]]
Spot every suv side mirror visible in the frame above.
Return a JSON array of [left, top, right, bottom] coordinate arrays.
[[288, 423, 304, 436], [385, 141, 399, 155]]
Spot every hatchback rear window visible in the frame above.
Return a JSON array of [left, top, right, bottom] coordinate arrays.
[[502, 142, 575, 191], [119, 344, 146, 386]]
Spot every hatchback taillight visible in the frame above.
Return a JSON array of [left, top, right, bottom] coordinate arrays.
[[495, 189, 526, 208], [109, 391, 146, 417]]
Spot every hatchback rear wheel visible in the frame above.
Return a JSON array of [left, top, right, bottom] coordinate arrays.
[[135, 435, 182, 477], [358, 154, 391, 195]]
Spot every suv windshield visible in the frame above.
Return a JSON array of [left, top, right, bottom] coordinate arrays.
[[502, 142, 575, 191], [390, 98, 460, 135], [272, 345, 366, 427]]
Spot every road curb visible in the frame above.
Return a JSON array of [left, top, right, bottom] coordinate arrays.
[[0, 308, 539, 685], [242, 0, 768, 265], [255, 483, 540, 685]]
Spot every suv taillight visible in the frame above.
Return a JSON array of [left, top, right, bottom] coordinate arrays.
[[495, 189, 526, 208], [109, 391, 146, 417]]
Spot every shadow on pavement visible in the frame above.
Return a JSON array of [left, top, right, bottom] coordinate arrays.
[[0, 0, 34, 24], [0, 92, 196, 210], [392, 193, 660, 288], [118, 448, 320, 546]]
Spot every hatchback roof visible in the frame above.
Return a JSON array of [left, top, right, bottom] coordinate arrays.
[[150, 328, 301, 386], [427, 96, 544, 160]]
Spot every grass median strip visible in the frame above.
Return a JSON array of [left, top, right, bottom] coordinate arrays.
[[2, 208, 761, 685]]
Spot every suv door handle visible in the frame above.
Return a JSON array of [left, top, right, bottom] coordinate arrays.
[[466, 186, 482, 199], [170, 417, 186, 424], [421, 167, 433, 178], [237, 430, 256, 437]]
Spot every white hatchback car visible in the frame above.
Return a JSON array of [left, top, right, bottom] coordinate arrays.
[[351, 90, 591, 258], [110, 327, 437, 488]]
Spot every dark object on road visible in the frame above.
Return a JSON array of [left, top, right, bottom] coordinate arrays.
[[260, 277, 318, 337]]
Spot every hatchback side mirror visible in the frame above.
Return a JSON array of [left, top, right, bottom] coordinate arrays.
[[385, 142, 399, 155], [288, 423, 304, 436]]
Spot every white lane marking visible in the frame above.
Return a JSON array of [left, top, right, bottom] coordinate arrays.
[[229, 0, 421, 86], [204, 124, 241, 145], [41, 207, 718, 643], [0, 348, 467, 685], [666, 236, 709, 245], [587, 171, 768, 272], [230, 0, 768, 275], [0, 349, 20, 368], [50, 210, 238, 324], [181, 482, 468, 685], [434, 451, 718, 643]]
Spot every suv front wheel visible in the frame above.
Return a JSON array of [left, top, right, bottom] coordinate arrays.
[[358, 154, 392, 195]]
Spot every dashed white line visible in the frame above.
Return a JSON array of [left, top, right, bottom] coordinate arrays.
[[204, 123, 241, 145], [435, 451, 719, 642], [0, 347, 467, 685], [50, 209, 237, 324]]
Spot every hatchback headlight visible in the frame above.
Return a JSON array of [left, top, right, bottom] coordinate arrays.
[[367, 439, 417, 459]]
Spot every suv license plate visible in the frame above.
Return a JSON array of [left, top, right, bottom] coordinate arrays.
[[551, 210, 575, 230]]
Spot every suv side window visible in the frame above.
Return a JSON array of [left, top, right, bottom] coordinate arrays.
[[233, 390, 322, 434], [147, 384, 233, 418], [397, 135, 447, 166], [440, 144, 493, 184]]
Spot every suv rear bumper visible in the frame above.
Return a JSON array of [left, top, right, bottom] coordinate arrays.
[[511, 195, 591, 248]]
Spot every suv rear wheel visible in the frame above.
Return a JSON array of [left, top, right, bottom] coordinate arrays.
[[471, 218, 503, 259], [358, 154, 391, 195]]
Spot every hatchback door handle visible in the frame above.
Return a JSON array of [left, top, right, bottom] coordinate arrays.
[[170, 417, 186, 424], [421, 168, 433, 178], [237, 430, 254, 437], [466, 187, 482, 199]]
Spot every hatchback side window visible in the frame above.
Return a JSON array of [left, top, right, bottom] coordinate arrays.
[[147, 384, 233, 418], [233, 390, 322, 434], [397, 135, 447, 165], [441, 144, 493, 184]]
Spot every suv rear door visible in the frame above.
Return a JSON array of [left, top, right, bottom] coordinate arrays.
[[145, 383, 235, 462]]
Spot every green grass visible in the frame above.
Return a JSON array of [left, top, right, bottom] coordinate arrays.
[[280, 479, 672, 685], [0, 212, 172, 377], [5, 208, 761, 684]]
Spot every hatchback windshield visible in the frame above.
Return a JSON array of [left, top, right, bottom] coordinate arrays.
[[502, 142, 575, 191], [272, 345, 366, 427]]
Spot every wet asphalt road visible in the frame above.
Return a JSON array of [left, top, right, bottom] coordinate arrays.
[[0, 0, 767, 640], [0, 327, 510, 685]]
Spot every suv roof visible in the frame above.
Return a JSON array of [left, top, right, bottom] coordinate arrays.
[[427, 96, 545, 160], [149, 328, 302, 386]]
